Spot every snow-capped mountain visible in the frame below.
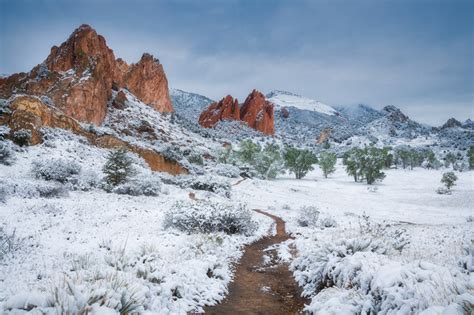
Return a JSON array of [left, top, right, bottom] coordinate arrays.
[[266, 90, 339, 116]]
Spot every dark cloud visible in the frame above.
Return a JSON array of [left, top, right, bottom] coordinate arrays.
[[1, 0, 472, 125]]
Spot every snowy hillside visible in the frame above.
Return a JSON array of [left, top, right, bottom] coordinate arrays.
[[266, 90, 339, 116]]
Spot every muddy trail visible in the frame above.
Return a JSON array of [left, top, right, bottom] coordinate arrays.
[[202, 209, 308, 314]]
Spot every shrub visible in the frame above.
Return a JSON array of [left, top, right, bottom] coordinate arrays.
[[0, 142, 15, 165], [436, 187, 451, 195], [69, 170, 100, 191], [113, 176, 162, 196], [284, 146, 318, 179], [12, 129, 32, 147], [31, 158, 81, 183], [179, 174, 231, 198], [188, 153, 204, 165], [318, 152, 337, 178], [36, 182, 69, 198], [297, 206, 320, 227], [213, 163, 241, 178], [163, 200, 257, 235], [319, 217, 337, 228], [0, 227, 24, 260], [103, 147, 137, 187], [441, 171, 458, 190]]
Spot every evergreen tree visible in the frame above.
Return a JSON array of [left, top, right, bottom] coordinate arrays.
[[441, 171, 458, 190], [284, 146, 318, 179], [218, 145, 235, 164], [319, 152, 337, 178], [103, 147, 136, 187]]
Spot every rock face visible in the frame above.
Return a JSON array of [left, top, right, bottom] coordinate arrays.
[[198, 90, 275, 135], [441, 118, 462, 129], [123, 53, 173, 113], [198, 95, 240, 128], [316, 127, 332, 144], [2, 96, 186, 174], [240, 90, 275, 135], [382, 105, 409, 123], [0, 24, 173, 125]]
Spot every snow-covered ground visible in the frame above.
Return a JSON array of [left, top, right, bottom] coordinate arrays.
[[233, 164, 474, 313], [1, 130, 472, 314], [0, 136, 273, 314]]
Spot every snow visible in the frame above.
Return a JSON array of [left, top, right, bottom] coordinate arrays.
[[0, 134, 273, 313], [232, 164, 473, 313], [267, 90, 339, 116]]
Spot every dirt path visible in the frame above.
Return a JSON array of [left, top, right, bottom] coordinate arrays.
[[202, 209, 308, 314]]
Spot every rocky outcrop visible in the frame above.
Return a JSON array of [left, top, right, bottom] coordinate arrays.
[[198, 90, 275, 135], [441, 118, 462, 129], [240, 90, 274, 135], [280, 107, 290, 119], [3, 96, 186, 175], [122, 53, 173, 112], [198, 95, 240, 128], [316, 127, 332, 144], [381, 105, 409, 123], [0, 24, 173, 125]]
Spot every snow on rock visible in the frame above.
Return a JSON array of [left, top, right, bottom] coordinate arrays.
[[266, 90, 339, 116]]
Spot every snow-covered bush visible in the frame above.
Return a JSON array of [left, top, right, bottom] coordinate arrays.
[[178, 174, 231, 198], [297, 206, 320, 227], [12, 129, 32, 147], [112, 176, 162, 196], [0, 227, 23, 260], [319, 216, 337, 228], [35, 182, 69, 198], [0, 180, 68, 199], [31, 158, 81, 183], [3, 275, 144, 314], [436, 187, 451, 195], [69, 170, 100, 191], [187, 153, 204, 165], [163, 200, 257, 235], [291, 237, 467, 314], [0, 142, 15, 165], [213, 163, 240, 178]]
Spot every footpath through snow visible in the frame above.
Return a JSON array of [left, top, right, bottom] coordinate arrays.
[[204, 209, 308, 314]]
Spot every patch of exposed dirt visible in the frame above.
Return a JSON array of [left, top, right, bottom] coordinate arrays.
[[201, 209, 308, 314]]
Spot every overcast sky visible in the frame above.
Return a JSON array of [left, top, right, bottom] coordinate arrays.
[[1, 0, 472, 125]]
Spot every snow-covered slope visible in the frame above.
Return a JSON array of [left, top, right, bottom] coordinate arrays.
[[266, 90, 339, 116]]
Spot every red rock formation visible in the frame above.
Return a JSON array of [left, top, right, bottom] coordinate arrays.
[[240, 89, 274, 135], [198, 95, 240, 128], [123, 53, 173, 112], [198, 90, 275, 135], [280, 107, 290, 119], [0, 24, 173, 125]]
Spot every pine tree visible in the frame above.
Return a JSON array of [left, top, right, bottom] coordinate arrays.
[[319, 152, 337, 178], [284, 146, 318, 179], [103, 147, 136, 187]]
